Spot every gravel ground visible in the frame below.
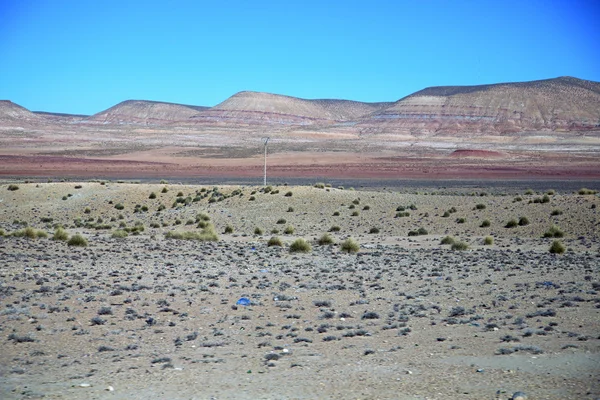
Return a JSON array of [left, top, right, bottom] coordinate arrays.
[[0, 182, 599, 399]]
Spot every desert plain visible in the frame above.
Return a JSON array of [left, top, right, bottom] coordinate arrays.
[[1, 76, 600, 399], [0, 180, 599, 400]]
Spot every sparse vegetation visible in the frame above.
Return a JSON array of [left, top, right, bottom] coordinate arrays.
[[440, 236, 455, 245], [340, 238, 359, 253], [52, 227, 69, 241], [67, 234, 88, 247], [317, 233, 334, 245], [451, 241, 469, 251], [267, 236, 283, 247], [289, 238, 311, 253], [549, 240, 566, 254], [480, 219, 491, 227], [484, 236, 494, 245], [7, 184, 19, 191], [543, 225, 564, 238]]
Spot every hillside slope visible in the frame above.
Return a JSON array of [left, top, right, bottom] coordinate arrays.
[[360, 77, 600, 134]]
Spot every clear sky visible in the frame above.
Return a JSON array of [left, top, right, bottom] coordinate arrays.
[[1, 0, 599, 115]]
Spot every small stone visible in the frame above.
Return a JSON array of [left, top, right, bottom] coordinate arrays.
[[512, 392, 527, 400], [79, 383, 91, 388], [106, 386, 114, 392], [476, 368, 484, 373]]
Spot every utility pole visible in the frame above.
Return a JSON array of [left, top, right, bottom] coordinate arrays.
[[262, 137, 270, 186]]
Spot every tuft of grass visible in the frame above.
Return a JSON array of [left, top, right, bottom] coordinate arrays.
[[224, 225, 234, 234], [368, 227, 380, 234], [550, 209, 563, 216], [7, 184, 20, 191], [52, 227, 69, 241], [578, 188, 597, 195], [543, 225, 564, 238], [474, 203, 486, 210], [451, 241, 469, 251], [329, 225, 341, 232], [289, 238, 311, 253], [276, 218, 286, 224], [351, 211, 359, 217], [111, 230, 128, 239], [317, 233, 334, 245], [518, 216, 529, 226], [285, 191, 293, 197], [484, 236, 494, 245], [267, 236, 283, 247], [254, 227, 263, 235], [283, 225, 295, 235], [149, 192, 157, 199], [480, 219, 491, 227], [68, 234, 88, 247], [287, 207, 294, 212], [114, 203, 124, 210], [549, 240, 566, 254], [505, 219, 518, 228], [440, 236, 455, 245], [165, 224, 218, 242], [340, 238, 360, 253]]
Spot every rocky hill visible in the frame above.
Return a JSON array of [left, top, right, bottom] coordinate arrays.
[[359, 77, 600, 134], [0, 100, 41, 122], [86, 100, 208, 125]]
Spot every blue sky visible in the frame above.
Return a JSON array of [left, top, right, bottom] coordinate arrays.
[[1, 0, 599, 115]]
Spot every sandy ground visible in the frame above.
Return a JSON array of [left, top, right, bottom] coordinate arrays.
[[0, 182, 599, 399]]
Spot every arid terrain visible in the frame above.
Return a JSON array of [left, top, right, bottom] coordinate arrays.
[[1, 76, 599, 181], [0, 181, 599, 399]]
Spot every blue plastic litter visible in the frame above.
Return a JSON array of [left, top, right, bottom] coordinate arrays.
[[236, 297, 251, 306]]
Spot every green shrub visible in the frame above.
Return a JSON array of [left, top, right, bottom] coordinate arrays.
[[276, 218, 286, 224], [352, 199, 360, 205], [68, 234, 88, 247], [456, 217, 466, 224], [267, 236, 283, 247], [395, 211, 410, 218], [53, 227, 69, 241], [249, 196, 256, 201], [224, 225, 234, 234], [285, 191, 293, 197], [329, 225, 341, 232], [340, 238, 360, 253], [176, 191, 184, 197], [505, 219, 518, 228], [543, 226, 564, 238], [333, 211, 340, 216], [283, 225, 295, 235], [254, 227, 263, 235], [578, 188, 598, 195], [7, 184, 19, 191], [417, 227, 428, 235], [550, 209, 563, 216], [451, 241, 469, 251], [314, 183, 325, 189], [484, 236, 494, 245], [149, 192, 157, 199], [475, 203, 486, 210], [440, 236, 455, 245], [317, 233, 334, 245], [287, 207, 294, 212], [442, 211, 450, 218], [369, 227, 380, 234], [549, 240, 566, 254], [36, 230, 48, 239], [351, 211, 359, 217], [161, 187, 168, 193], [518, 217, 529, 226], [0, 229, 5, 237], [290, 238, 311, 253], [480, 219, 491, 227], [525, 189, 534, 195], [363, 205, 370, 210], [111, 230, 128, 239], [114, 203, 124, 210], [165, 224, 218, 242], [196, 212, 210, 222]]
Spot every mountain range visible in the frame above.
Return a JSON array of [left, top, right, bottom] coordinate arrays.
[[2, 76, 599, 135]]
